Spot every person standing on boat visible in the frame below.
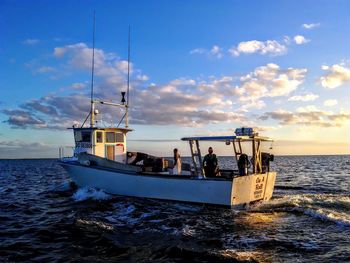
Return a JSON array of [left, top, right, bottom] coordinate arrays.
[[173, 148, 182, 175], [203, 147, 218, 177], [238, 153, 250, 175]]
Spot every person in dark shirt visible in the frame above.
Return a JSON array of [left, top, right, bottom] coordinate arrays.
[[238, 153, 249, 176], [203, 147, 218, 177]]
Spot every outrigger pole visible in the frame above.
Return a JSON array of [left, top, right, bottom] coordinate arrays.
[[117, 26, 131, 129], [83, 14, 130, 129], [90, 11, 96, 128], [125, 25, 131, 128]]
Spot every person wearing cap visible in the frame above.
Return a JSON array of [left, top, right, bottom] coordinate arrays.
[[203, 147, 218, 177]]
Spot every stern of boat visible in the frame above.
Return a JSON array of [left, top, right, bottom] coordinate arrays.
[[230, 172, 277, 206]]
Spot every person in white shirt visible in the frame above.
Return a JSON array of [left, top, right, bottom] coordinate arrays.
[[173, 148, 182, 175]]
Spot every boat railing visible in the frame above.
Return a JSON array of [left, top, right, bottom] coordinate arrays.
[[58, 146, 75, 161]]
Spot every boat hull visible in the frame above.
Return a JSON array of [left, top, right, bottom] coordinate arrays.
[[60, 162, 276, 207]]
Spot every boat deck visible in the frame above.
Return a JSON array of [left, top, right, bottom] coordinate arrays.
[[60, 160, 240, 181]]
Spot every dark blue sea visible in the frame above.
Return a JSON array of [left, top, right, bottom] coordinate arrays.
[[0, 156, 349, 262]]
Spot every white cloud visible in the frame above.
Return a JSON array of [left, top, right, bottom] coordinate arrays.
[[229, 40, 287, 56], [71, 82, 87, 90], [190, 45, 223, 58], [22, 38, 40, 45], [190, 48, 206, 55], [3, 43, 309, 129], [238, 99, 266, 112], [210, 45, 223, 58], [35, 66, 55, 74], [294, 35, 310, 45], [320, 63, 350, 89], [260, 108, 350, 127], [137, 74, 149, 81], [302, 23, 320, 29], [288, 92, 319, 102], [239, 63, 307, 99], [296, 105, 322, 113], [324, 99, 338, 107]]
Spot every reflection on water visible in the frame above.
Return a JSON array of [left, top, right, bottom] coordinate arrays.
[[0, 156, 349, 262]]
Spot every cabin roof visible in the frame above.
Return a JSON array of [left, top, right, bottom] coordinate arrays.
[[70, 127, 133, 132], [181, 135, 273, 142]]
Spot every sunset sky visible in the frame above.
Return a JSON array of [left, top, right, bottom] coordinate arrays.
[[1, 0, 350, 158]]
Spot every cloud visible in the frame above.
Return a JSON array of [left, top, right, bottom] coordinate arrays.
[[22, 38, 40, 45], [0, 140, 52, 150], [294, 35, 310, 45], [190, 48, 205, 55], [320, 64, 350, 89], [239, 63, 307, 99], [288, 92, 319, 102], [71, 82, 87, 90], [194, 34, 310, 59], [302, 23, 320, 29], [136, 75, 149, 81], [229, 40, 287, 56], [34, 66, 55, 74], [2, 109, 46, 128], [190, 45, 223, 58], [323, 99, 338, 107], [259, 108, 350, 127], [210, 45, 223, 58], [2, 42, 309, 129], [0, 140, 57, 158], [2, 94, 90, 130], [130, 76, 246, 126]]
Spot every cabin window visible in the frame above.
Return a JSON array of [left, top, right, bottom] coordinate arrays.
[[81, 131, 91, 142], [115, 133, 124, 143], [96, 132, 103, 143], [75, 131, 91, 142], [74, 131, 82, 142], [106, 132, 115, 143]]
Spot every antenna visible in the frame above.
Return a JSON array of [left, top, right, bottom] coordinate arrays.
[[90, 10, 96, 127], [125, 25, 131, 128]]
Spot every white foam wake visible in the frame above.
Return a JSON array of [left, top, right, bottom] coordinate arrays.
[[303, 207, 350, 227], [250, 194, 350, 227], [76, 219, 114, 231], [73, 187, 111, 201]]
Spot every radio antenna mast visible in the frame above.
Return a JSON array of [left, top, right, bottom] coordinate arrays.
[[125, 25, 131, 128], [90, 11, 96, 127]]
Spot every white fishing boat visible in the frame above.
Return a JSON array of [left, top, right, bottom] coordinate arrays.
[[59, 24, 277, 207], [60, 125, 277, 207]]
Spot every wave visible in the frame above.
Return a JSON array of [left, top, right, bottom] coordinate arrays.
[[72, 187, 111, 201], [303, 207, 350, 228], [250, 194, 350, 228], [51, 181, 72, 192], [76, 218, 114, 231]]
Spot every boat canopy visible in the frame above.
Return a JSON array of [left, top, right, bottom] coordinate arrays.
[[181, 133, 273, 177], [181, 135, 273, 142], [69, 127, 133, 133]]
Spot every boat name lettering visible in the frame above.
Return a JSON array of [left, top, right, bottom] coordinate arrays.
[[255, 183, 264, 190], [254, 177, 265, 199], [254, 190, 263, 198], [256, 177, 264, 184], [76, 142, 92, 148]]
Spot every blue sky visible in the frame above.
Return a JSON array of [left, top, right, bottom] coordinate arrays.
[[1, 0, 350, 158]]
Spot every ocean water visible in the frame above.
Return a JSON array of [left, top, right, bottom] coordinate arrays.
[[0, 156, 349, 262]]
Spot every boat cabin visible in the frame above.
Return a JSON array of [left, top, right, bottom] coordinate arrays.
[[72, 127, 132, 163]]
